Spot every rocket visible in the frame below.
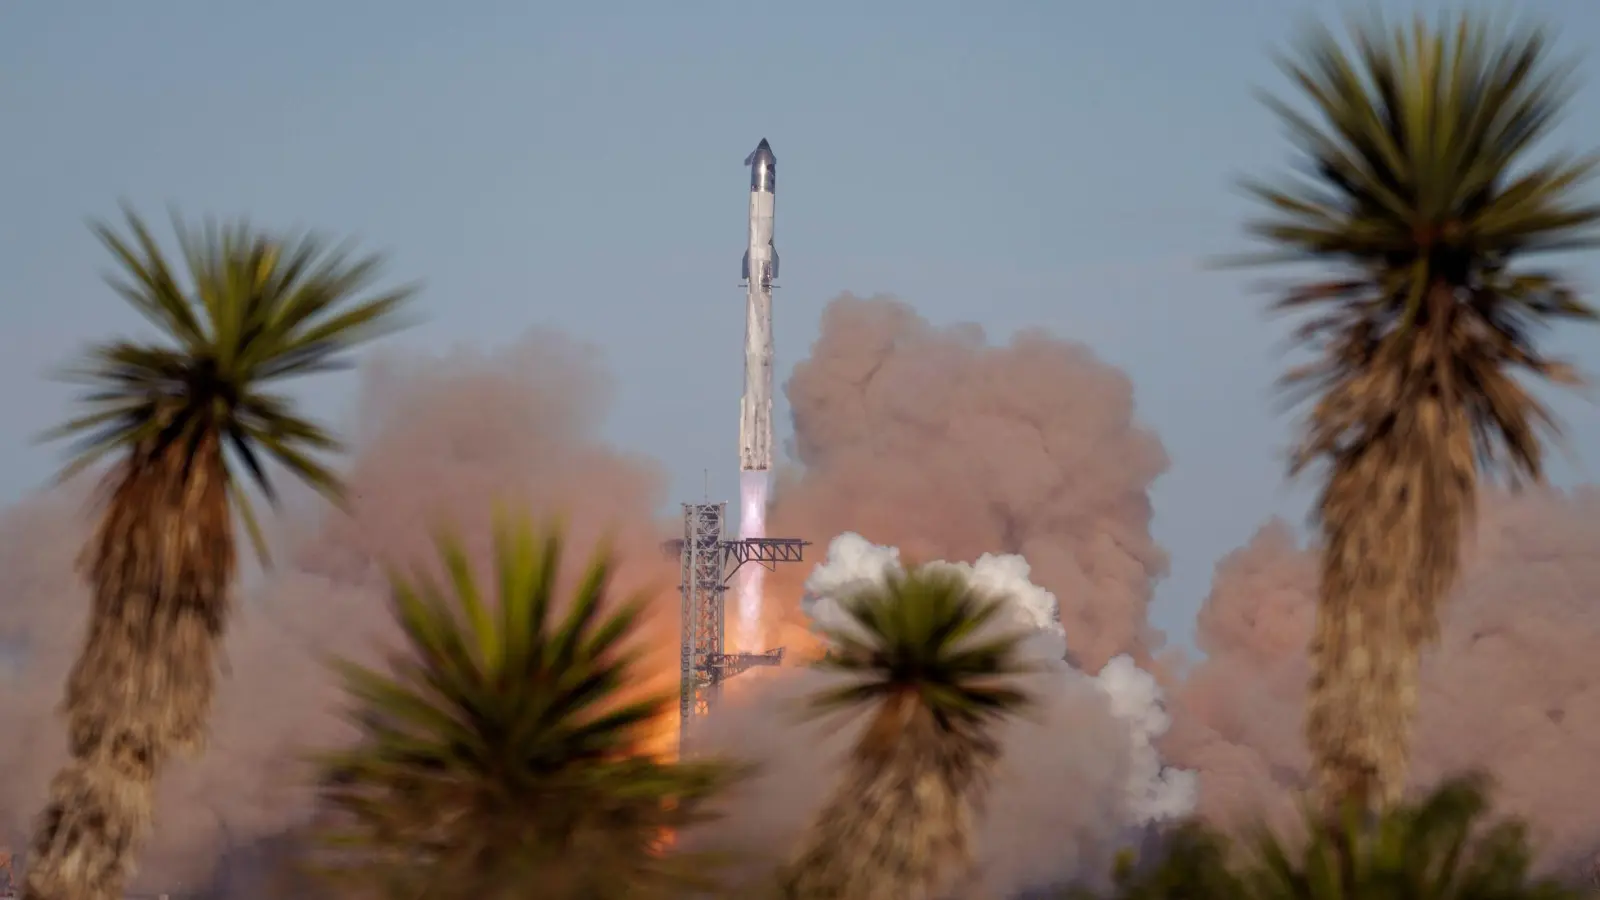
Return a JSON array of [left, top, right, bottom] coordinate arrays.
[[739, 138, 777, 473]]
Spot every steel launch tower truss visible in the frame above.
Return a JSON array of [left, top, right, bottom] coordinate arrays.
[[667, 502, 809, 748]]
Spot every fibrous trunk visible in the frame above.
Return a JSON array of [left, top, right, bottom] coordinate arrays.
[[1305, 310, 1475, 815], [781, 704, 990, 900], [23, 439, 233, 900]]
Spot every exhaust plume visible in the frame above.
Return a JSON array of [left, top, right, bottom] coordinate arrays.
[[735, 469, 771, 651], [685, 532, 1194, 898]]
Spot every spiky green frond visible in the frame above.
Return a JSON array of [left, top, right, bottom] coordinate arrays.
[[1243, 13, 1600, 272], [313, 517, 745, 899], [1239, 14, 1598, 484], [1078, 776, 1578, 900], [808, 567, 1034, 739], [41, 205, 417, 559], [1241, 775, 1531, 900]]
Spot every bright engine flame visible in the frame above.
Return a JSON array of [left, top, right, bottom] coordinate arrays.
[[734, 469, 771, 651]]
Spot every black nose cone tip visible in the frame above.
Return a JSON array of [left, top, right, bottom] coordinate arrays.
[[745, 138, 776, 168]]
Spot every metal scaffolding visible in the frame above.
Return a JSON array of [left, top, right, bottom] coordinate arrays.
[[667, 502, 809, 750]]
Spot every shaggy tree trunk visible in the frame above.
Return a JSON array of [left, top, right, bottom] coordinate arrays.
[[1305, 286, 1476, 815], [781, 704, 991, 900], [23, 439, 234, 900]]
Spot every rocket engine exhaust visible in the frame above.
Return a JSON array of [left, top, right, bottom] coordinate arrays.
[[736, 138, 778, 648], [735, 470, 771, 649]]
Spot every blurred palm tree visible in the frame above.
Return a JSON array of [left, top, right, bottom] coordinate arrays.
[[780, 567, 1035, 900], [23, 209, 414, 900], [1239, 14, 1600, 814], [312, 517, 745, 900], [1075, 775, 1579, 900]]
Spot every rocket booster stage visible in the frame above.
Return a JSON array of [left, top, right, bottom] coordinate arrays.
[[739, 138, 777, 473]]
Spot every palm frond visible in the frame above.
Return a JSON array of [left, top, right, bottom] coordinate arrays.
[[45, 206, 417, 560], [313, 517, 747, 898], [807, 566, 1036, 737], [1078, 776, 1577, 900], [1235, 13, 1597, 491]]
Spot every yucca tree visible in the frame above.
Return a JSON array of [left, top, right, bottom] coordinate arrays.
[[780, 567, 1035, 900], [23, 208, 415, 900], [312, 517, 744, 900], [1076, 775, 1578, 900], [1240, 15, 1600, 814]]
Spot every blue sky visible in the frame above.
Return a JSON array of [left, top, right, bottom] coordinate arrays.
[[4, 0, 1600, 643]]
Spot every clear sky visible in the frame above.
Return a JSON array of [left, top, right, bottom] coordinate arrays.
[[4, 0, 1600, 644]]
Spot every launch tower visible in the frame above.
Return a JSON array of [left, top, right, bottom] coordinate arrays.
[[667, 502, 808, 750]]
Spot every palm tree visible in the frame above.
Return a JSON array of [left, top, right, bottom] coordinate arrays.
[[23, 208, 415, 900], [1240, 14, 1600, 815], [780, 567, 1035, 900], [312, 517, 744, 900], [1074, 775, 1579, 900]]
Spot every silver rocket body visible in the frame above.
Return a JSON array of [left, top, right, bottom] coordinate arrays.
[[739, 138, 778, 473]]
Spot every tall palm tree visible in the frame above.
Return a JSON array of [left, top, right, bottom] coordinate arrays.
[[781, 567, 1035, 900], [23, 209, 415, 900], [312, 517, 744, 900], [1240, 15, 1600, 814]]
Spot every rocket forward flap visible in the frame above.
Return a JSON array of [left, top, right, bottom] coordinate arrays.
[[742, 249, 750, 282]]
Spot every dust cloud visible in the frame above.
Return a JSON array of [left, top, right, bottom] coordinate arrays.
[[686, 657, 1135, 898], [764, 293, 1173, 672], [0, 332, 680, 895], [2, 292, 1600, 895], [1163, 485, 1600, 875], [685, 532, 1194, 899], [678, 294, 1195, 897]]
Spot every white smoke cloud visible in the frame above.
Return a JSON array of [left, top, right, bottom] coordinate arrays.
[[1094, 655, 1200, 823], [799, 533, 902, 635], [800, 532, 1197, 826]]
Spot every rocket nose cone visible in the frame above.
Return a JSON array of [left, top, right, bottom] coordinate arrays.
[[744, 138, 776, 168]]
